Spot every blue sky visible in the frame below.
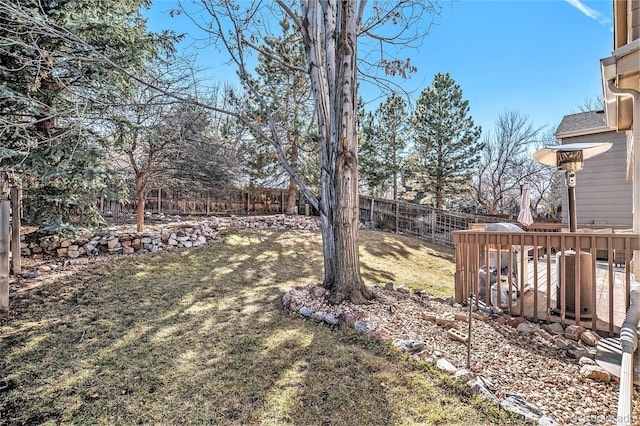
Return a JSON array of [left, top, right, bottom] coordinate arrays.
[[144, 0, 614, 138]]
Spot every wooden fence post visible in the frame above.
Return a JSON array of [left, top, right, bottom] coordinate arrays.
[[281, 190, 285, 214], [394, 200, 399, 233], [431, 210, 437, 243], [0, 197, 10, 317], [370, 198, 374, 226], [10, 186, 20, 275]]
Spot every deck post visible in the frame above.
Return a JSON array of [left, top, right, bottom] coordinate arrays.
[[633, 96, 640, 278], [370, 197, 374, 225]]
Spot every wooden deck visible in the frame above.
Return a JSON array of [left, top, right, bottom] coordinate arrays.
[[453, 229, 640, 336], [502, 254, 627, 335]]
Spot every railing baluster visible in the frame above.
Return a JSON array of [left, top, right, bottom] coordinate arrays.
[[575, 235, 581, 326], [473, 241, 480, 308], [560, 235, 566, 326], [519, 240, 525, 318], [625, 236, 631, 313], [546, 234, 551, 325], [591, 235, 597, 332], [496, 234, 502, 309], [484, 241, 491, 306], [533, 235, 539, 323], [510, 235, 516, 315], [608, 235, 615, 337]]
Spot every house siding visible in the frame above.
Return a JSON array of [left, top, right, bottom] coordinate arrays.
[[632, 0, 640, 41], [559, 131, 632, 226]]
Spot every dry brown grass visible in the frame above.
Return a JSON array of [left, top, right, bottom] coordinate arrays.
[[0, 229, 521, 425]]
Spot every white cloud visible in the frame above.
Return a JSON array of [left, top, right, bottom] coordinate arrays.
[[565, 0, 612, 25]]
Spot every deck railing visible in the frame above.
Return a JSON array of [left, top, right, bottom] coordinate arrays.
[[452, 228, 640, 335], [358, 195, 513, 246]]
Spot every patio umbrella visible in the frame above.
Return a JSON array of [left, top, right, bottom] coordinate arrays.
[[517, 183, 533, 227]]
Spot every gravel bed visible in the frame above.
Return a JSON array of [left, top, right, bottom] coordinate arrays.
[[285, 283, 635, 425]]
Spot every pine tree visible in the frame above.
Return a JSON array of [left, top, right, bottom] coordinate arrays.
[[359, 94, 409, 199], [410, 73, 482, 209]]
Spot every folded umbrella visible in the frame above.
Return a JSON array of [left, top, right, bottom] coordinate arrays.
[[517, 183, 533, 227]]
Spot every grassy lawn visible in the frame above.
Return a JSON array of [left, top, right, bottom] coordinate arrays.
[[0, 229, 520, 425]]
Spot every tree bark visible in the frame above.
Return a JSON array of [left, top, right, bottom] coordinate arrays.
[[286, 177, 298, 215], [393, 150, 398, 201], [135, 175, 145, 233], [305, 0, 373, 304], [286, 141, 299, 214]]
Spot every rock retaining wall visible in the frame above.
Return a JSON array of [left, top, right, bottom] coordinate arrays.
[[21, 215, 321, 260]]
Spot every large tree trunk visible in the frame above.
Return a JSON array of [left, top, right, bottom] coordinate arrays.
[[286, 141, 299, 214], [435, 187, 442, 209], [135, 175, 145, 233], [320, 157, 371, 304], [305, 0, 373, 304], [286, 177, 298, 215], [393, 149, 398, 201]]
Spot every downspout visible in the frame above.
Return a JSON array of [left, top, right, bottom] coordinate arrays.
[[617, 285, 640, 426], [606, 79, 640, 426], [606, 79, 640, 278]]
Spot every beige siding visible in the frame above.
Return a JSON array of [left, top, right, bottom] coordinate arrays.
[[559, 131, 632, 226], [632, 0, 640, 41]]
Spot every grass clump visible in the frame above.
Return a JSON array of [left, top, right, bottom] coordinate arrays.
[[0, 229, 520, 425]]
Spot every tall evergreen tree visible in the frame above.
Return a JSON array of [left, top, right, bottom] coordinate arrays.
[[359, 94, 409, 199], [0, 1, 174, 230], [409, 73, 482, 209]]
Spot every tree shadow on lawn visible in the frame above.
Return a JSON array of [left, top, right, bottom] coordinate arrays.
[[360, 230, 454, 263], [359, 232, 456, 294], [0, 230, 511, 425], [360, 262, 396, 286]]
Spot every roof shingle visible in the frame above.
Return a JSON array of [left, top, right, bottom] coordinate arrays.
[[554, 110, 608, 137]]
